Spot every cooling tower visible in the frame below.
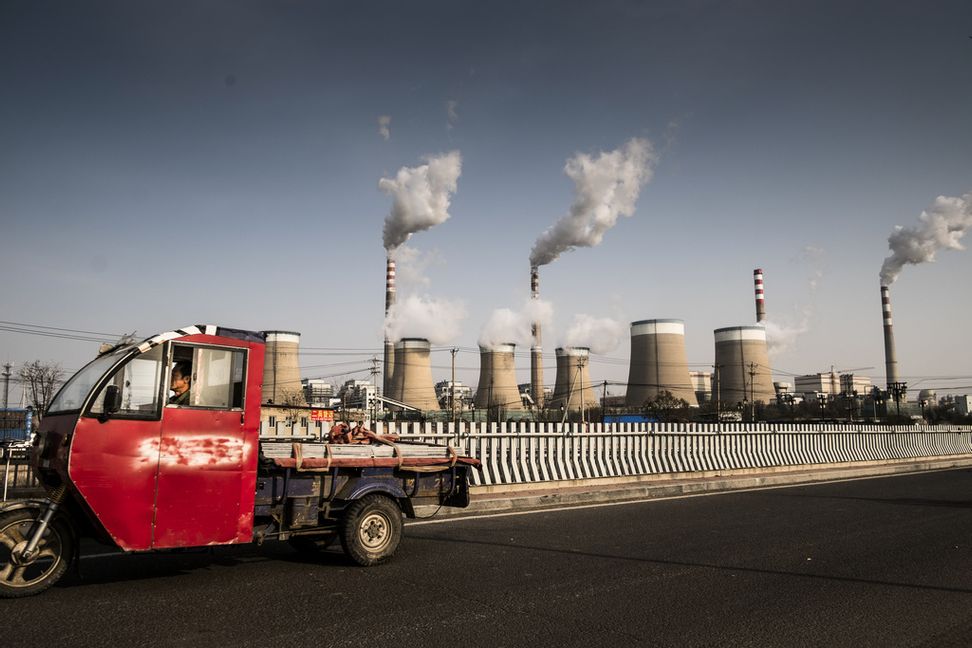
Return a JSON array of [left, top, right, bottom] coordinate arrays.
[[389, 338, 441, 411], [880, 285, 899, 389], [474, 343, 525, 411], [530, 266, 544, 408], [383, 257, 396, 398], [754, 268, 766, 323], [713, 326, 775, 407], [625, 319, 695, 407], [549, 347, 597, 412], [262, 331, 306, 405]]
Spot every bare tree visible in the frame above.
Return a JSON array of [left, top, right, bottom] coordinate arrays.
[[18, 361, 64, 418]]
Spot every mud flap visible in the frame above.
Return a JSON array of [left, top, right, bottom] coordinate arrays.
[[439, 466, 471, 508]]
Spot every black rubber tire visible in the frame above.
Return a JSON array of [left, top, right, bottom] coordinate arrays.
[[339, 495, 403, 566], [0, 509, 74, 599], [288, 533, 337, 553]]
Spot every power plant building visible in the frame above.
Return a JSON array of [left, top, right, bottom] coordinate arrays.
[[389, 338, 441, 411], [713, 326, 774, 406], [549, 347, 597, 412], [625, 319, 695, 407], [262, 331, 306, 405], [474, 344, 525, 412], [689, 371, 712, 405]]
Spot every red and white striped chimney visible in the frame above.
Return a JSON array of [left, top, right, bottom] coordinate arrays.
[[530, 266, 544, 409], [880, 285, 899, 388], [383, 257, 397, 397], [753, 268, 766, 323]]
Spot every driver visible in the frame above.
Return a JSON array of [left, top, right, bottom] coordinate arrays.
[[169, 361, 192, 406]]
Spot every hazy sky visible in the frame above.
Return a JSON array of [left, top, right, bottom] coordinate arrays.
[[2, 0, 971, 400]]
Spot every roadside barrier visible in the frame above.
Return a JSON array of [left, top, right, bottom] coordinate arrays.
[[260, 421, 972, 487]]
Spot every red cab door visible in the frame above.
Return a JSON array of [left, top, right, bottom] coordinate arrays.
[[151, 340, 257, 549]]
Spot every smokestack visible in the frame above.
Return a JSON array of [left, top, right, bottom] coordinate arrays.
[[753, 268, 766, 323], [549, 347, 597, 412], [530, 266, 544, 408], [880, 285, 899, 388], [262, 331, 306, 405], [474, 343, 525, 412], [383, 257, 396, 398], [389, 338, 441, 411], [625, 319, 695, 407]]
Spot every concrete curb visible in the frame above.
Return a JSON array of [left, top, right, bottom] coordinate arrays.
[[416, 455, 972, 519]]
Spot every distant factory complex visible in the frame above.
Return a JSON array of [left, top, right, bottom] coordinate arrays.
[[254, 266, 969, 424]]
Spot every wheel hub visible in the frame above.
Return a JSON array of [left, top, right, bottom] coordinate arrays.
[[360, 514, 388, 548], [8, 540, 34, 567]]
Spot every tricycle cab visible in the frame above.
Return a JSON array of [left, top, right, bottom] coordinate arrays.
[[32, 325, 265, 551]]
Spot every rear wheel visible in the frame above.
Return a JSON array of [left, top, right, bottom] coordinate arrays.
[[0, 509, 74, 598], [339, 495, 402, 566]]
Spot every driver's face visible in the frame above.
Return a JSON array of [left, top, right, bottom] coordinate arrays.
[[170, 370, 189, 395]]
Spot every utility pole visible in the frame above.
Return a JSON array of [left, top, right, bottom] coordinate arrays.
[[450, 348, 457, 427], [369, 356, 380, 426], [713, 364, 721, 421], [601, 380, 607, 425], [748, 362, 757, 421], [579, 356, 587, 426], [2, 363, 10, 434]]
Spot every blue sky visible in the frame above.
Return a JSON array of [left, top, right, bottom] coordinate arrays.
[[2, 0, 971, 399]]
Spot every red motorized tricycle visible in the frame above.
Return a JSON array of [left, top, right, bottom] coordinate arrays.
[[0, 325, 476, 597]]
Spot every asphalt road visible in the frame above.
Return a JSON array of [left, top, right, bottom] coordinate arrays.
[[5, 468, 972, 647]]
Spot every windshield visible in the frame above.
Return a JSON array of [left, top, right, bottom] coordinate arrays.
[[47, 348, 132, 414]]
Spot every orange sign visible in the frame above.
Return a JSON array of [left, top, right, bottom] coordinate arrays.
[[310, 409, 334, 422]]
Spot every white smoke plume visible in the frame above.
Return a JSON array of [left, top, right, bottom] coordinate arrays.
[[564, 314, 624, 355], [530, 138, 657, 267], [446, 100, 459, 129], [377, 115, 391, 140], [762, 318, 810, 355], [880, 192, 972, 285], [384, 294, 467, 345], [478, 299, 554, 350], [392, 244, 444, 289], [380, 151, 462, 253], [762, 246, 825, 355]]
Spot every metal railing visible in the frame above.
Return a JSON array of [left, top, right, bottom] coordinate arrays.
[[260, 420, 972, 487], [1, 444, 38, 502]]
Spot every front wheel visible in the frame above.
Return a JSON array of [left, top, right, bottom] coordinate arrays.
[[339, 495, 402, 566], [0, 509, 74, 598]]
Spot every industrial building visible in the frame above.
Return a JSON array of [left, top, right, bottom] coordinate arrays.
[[624, 319, 696, 407], [689, 371, 712, 405], [301, 379, 336, 407], [474, 343, 525, 412], [435, 380, 473, 410], [713, 326, 775, 406]]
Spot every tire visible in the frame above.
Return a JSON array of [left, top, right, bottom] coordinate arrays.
[[288, 533, 337, 553], [339, 495, 402, 566], [0, 509, 74, 599]]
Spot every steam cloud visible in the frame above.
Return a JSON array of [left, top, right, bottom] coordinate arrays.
[[880, 192, 972, 285], [478, 299, 554, 350], [564, 314, 624, 355], [446, 100, 459, 129], [530, 138, 657, 267], [763, 246, 825, 355], [384, 294, 467, 345], [378, 115, 391, 140], [763, 319, 810, 355], [380, 151, 462, 253]]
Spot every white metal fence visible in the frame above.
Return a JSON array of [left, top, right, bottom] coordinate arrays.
[[260, 421, 972, 487]]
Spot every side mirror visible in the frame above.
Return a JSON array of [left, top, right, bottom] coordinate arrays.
[[99, 385, 122, 422]]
